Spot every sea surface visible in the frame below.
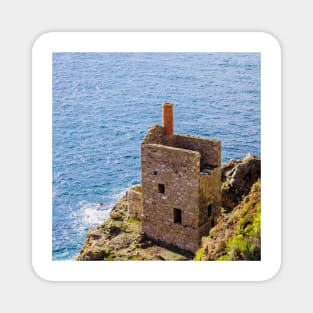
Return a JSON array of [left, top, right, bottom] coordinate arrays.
[[53, 53, 260, 260]]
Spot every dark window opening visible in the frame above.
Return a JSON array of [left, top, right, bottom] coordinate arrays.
[[153, 170, 158, 175], [174, 208, 182, 224], [208, 203, 212, 217], [158, 184, 165, 194], [211, 218, 215, 228]]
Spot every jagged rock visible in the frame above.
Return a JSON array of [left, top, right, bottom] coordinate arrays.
[[110, 211, 122, 220], [201, 179, 261, 261], [221, 154, 260, 211]]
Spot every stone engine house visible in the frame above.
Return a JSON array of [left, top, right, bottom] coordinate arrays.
[[128, 102, 221, 253]]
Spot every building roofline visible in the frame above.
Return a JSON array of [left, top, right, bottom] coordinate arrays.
[[142, 142, 201, 157], [142, 124, 221, 145]]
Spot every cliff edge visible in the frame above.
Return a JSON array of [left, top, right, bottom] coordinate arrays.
[[76, 154, 261, 261], [76, 195, 190, 260]]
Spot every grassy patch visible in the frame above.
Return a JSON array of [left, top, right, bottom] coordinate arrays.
[[194, 248, 204, 261], [106, 253, 117, 261], [220, 179, 261, 260], [217, 255, 231, 261], [226, 236, 257, 260], [250, 204, 261, 237], [221, 180, 231, 191], [127, 217, 141, 223], [220, 207, 227, 215], [122, 224, 129, 232]]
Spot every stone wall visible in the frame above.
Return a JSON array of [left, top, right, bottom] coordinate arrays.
[[142, 124, 221, 170], [141, 143, 201, 253], [142, 125, 164, 145], [127, 185, 143, 218], [174, 134, 221, 169], [199, 167, 221, 232]]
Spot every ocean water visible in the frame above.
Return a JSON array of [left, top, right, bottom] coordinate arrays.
[[53, 52, 260, 260]]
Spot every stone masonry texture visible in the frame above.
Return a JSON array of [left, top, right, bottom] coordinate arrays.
[[128, 103, 221, 254], [127, 185, 143, 218]]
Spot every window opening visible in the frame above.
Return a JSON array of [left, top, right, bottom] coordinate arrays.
[[174, 208, 182, 224], [158, 184, 165, 194], [208, 203, 212, 217]]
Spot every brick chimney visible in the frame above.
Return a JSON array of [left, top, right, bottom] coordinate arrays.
[[162, 102, 174, 136]]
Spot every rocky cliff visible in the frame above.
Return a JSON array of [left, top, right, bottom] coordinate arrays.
[[76, 154, 261, 261], [197, 178, 261, 260], [221, 153, 260, 211]]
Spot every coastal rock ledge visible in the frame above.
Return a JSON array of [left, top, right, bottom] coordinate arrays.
[[76, 154, 261, 261]]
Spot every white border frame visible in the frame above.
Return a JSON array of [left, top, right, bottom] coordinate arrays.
[[32, 32, 281, 281]]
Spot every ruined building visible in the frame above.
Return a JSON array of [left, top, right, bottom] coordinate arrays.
[[127, 102, 221, 253]]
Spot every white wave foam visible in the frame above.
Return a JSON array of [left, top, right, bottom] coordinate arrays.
[[79, 202, 111, 226]]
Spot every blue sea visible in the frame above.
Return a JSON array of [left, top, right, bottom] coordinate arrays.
[[53, 52, 260, 260]]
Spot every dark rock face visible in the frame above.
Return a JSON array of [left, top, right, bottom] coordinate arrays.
[[221, 154, 260, 211]]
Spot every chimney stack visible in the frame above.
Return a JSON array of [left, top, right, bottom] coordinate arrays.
[[162, 102, 174, 136]]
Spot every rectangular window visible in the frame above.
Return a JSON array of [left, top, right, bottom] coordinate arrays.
[[158, 183, 165, 194], [208, 203, 212, 217], [174, 208, 182, 224]]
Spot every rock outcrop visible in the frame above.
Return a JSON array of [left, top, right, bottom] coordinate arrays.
[[199, 178, 261, 261], [221, 154, 260, 211]]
